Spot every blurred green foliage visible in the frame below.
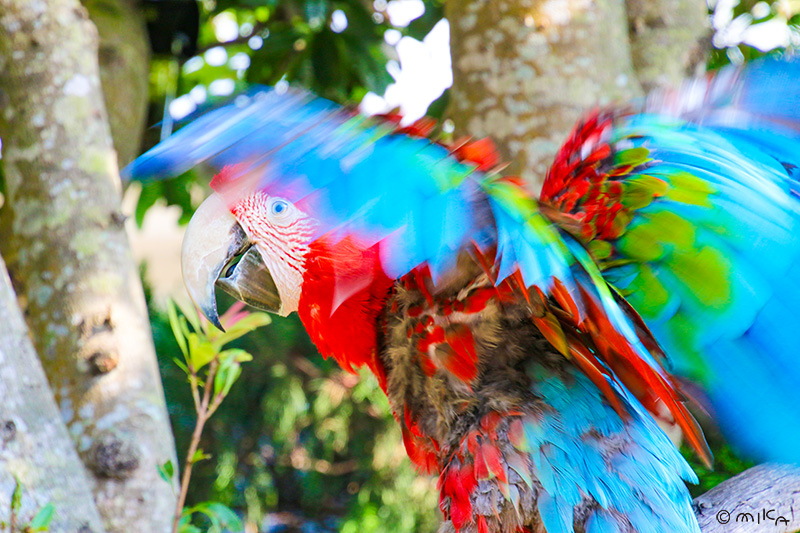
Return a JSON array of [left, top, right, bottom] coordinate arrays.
[[148, 285, 438, 532], [136, 0, 444, 228], [707, 0, 800, 69], [133, 1, 796, 531]]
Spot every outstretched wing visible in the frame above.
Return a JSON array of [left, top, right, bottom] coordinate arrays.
[[541, 56, 800, 463], [125, 87, 710, 462]]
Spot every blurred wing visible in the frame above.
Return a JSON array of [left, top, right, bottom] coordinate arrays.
[[127, 89, 491, 279], [126, 88, 710, 461], [542, 56, 800, 463]]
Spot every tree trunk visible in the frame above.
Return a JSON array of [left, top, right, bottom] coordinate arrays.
[[83, 0, 152, 167], [626, 0, 710, 92], [446, 0, 644, 189], [446, 0, 709, 190], [0, 2, 177, 532], [0, 255, 106, 533]]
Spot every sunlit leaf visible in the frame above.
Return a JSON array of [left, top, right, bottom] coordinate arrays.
[[210, 312, 271, 350], [214, 360, 243, 398], [191, 449, 212, 464], [167, 300, 189, 358], [188, 334, 217, 370], [29, 504, 56, 532], [175, 297, 201, 334]]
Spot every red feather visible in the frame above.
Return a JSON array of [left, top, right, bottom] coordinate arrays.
[[297, 235, 395, 390], [439, 461, 477, 530], [442, 324, 479, 382]]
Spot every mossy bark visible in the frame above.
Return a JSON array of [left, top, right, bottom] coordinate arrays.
[[446, 0, 709, 190], [0, 255, 105, 533], [0, 2, 176, 531]]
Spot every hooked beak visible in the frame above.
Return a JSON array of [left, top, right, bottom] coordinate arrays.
[[182, 193, 282, 330]]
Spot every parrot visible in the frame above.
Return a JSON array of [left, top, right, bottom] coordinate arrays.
[[126, 56, 800, 533]]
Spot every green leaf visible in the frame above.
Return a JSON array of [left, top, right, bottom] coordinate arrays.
[[167, 300, 188, 358], [404, 2, 445, 40], [210, 313, 271, 350], [191, 449, 212, 464], [172, 357, 189, 375], [158, 460, 174, 483], [29, 504, 56, 532], [188, 334, 217, 370], [175, 297, 201, 334], [161, 173, 196, 226], [214, 361, 243, 399], [11, 477, 22, 514], [219, 348, 253, 364], [135, 181, 163, 228], [194, 502, 244, 531], [225, 311, 272, 334]]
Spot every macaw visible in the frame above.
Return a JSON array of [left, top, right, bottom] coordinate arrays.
[[127, 57, 800, 533]]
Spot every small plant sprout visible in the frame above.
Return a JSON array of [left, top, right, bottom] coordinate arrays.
[[2, 478, 56, 533], [165, 299, 270, 533]]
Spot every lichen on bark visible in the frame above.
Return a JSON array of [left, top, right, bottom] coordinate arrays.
[[0, 1, 176, 531], [0, 255, 106, 532], [446, 0, 644, 190], [626, 0, 710, 92]]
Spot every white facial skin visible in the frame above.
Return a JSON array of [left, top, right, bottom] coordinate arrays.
[[231, 193, 317, 315]]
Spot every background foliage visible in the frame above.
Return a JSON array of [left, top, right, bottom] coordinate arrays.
[[133, 1, 797, 531]]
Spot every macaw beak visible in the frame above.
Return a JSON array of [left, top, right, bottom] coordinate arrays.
[[182, 193, 282, 331]]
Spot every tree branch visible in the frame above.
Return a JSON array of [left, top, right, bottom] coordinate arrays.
[[694, 464, 800, 533], [0, 254, 106, 532]]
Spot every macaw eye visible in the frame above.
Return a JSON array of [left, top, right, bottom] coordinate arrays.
[[271, 199, 289, 216]]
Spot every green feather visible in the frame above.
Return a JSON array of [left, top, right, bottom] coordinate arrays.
[[617, 211, 694, 261], [588, 240, 612, 260], [613, 147, 650, 167], [664, 246, 732, 310], [661, 170, 715, 207], [622, 264, 670, 321], [621, 175, 668, 210]]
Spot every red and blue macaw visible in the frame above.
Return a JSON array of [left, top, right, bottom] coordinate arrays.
[[127, 57, 800, 532]]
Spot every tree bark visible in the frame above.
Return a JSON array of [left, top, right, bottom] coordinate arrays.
[[446, 0, 710, 190], [446, 0, 644, 189], [626, 0, 710, 92], [0, 2, 177, 532], [0, 255, 106, 533], [83, 0, 152, 167], [694, 464, 800, 533]]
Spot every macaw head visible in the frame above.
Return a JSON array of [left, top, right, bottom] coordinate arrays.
[[144, 88, 487, 380], [181, 165, 396, 379], [181, 186, 317, 329]]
